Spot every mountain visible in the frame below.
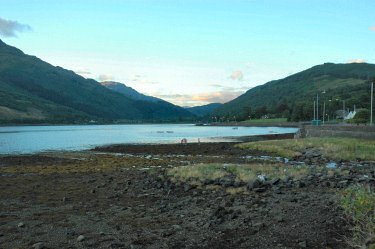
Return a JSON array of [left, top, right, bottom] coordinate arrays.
[[101, 81, 162, 102], [0, 39, 194, 124], [210, 63, 375, 121], [185, 103, 222, 116]]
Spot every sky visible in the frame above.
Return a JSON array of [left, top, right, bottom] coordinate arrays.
[[1, 0, 374, 106]]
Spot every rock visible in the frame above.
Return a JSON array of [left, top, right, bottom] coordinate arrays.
[[220, 177, 235, 187], [275, 215, 283, 222], [184, 183, 194, 192], [66, 229, 76, 236], [298, 241, 307, 247], [0, 232, 3, 237], [172, 224, 182, 231], [338, 180, 348, 187], [62, 197, 67, 202], [271, 177, 280, 185], [77, 235, 85, 242], [203, 179, 214, 185], [32, 242, 45, 249], [254, 187, 266, 193], [90, 189, 96, 194], [248, 179, 261, 189], [17, 222, 25, 228], [298, 181, 306, 188]]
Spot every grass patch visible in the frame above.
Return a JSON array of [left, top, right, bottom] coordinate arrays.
[[166, 163, 311, 184], [242, 118, 287, 123], [237, 137, 375, 161], [338, 184, 375, 247], [226, 187, 249, 195]]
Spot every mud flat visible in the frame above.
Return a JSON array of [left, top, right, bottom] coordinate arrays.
[[1, 140, 374, 248]]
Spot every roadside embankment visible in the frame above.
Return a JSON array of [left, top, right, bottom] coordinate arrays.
[[296, 125, 375, 140], [209, 122, 300, 128]]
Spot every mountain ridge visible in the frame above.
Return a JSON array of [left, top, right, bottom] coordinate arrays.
[[210, 62, 375, 121], [0, 39, 194, 123]]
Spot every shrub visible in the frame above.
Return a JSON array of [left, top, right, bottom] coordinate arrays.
[[339, 184, 375, 247]]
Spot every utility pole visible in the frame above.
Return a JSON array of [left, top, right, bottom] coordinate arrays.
[[314, 101, 316, 120], [371, 80, 373, 126], [323, 102, 325, 124], [317, 94, 319, 121]]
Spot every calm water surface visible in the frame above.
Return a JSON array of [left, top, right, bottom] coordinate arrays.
[[0, 124, 298, 154]]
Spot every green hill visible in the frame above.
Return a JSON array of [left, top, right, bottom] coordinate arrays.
[[185, 103, 222, 117], [210, 63, 375, 122], [101, 81, 162, 102], [0, 39, 194, 124]]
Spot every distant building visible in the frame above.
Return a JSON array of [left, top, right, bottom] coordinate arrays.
[[335, 110, 348, 119], [344, 111, 356, 120]]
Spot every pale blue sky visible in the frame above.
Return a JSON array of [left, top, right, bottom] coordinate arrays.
[[1, 0, 374, 106]]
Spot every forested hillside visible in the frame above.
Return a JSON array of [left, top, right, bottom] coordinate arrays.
[[210, 63, 375, 122], [0, 40, 194, 124]]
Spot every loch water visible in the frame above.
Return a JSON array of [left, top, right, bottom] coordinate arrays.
[[0, 124, 298, 154]]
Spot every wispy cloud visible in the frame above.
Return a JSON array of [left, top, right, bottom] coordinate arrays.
[[0, 17, 32, 37], [130, 74, 141, 81], [370, 26, 375, 31], [230, 70, 243, 80], [98, 74, 114, 81], [154, 90, 245, 106], [74, 70, 91, 78], [347, 59, 366, 63]]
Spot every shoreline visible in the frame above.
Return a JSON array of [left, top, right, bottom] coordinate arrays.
[[1, 137, 374, 248]]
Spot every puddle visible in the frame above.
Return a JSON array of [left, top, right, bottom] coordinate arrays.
[[325, 162, 337, 168]]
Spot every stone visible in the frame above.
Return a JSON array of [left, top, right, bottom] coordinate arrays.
[[184, 183, 194, 192], [32, 242, 45, 249], [254, 187, 266, 193], [0, 232, 3, 237], [271, 177, 280, 185], [220, 177, 235, 187], [172, 224, 182, 231], [338, 180, 348, 187], [248, 179, 261, 189], [17, 222, 25, 228], [298, 241, 307, 247], [66, 229, 76, 236], [77, 235, 85, 242], [298, 181, 306, 188], [62, 197, 67, 202], [275, 215, 283, 222]]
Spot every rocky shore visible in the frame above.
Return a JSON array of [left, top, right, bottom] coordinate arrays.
[[1, 142, 374, 248]]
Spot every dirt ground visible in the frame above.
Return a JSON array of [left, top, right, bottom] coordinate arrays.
[[0, 141, 366, 249]]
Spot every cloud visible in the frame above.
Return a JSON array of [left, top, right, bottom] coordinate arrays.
[[230, 70, 243, 80], [347, 59, 366, 63], [209, 84, 226, 88], [98, 74, 114, 81], [154, 90, 245, 106], [247, 62, 252, 67], [0, 17, 32, 37], [370, 26, 375, 31], [74, 70, 91, 78]]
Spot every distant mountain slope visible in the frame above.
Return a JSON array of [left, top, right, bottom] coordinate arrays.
[[185, 103, 222, 116], [101, 81, 195, 120], [101, 81, 161, 102], [0, 39, 194, 123], [210, 63, 375, 121]]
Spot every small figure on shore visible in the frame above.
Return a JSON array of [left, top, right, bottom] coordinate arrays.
[[198, 138, 200, 145], [181, 138, 187, 145]]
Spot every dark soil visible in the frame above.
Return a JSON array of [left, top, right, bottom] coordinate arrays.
[[0, 141, 364, 249]]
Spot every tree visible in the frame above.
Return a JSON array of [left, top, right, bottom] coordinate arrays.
[[351, 109, 370, 124]]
